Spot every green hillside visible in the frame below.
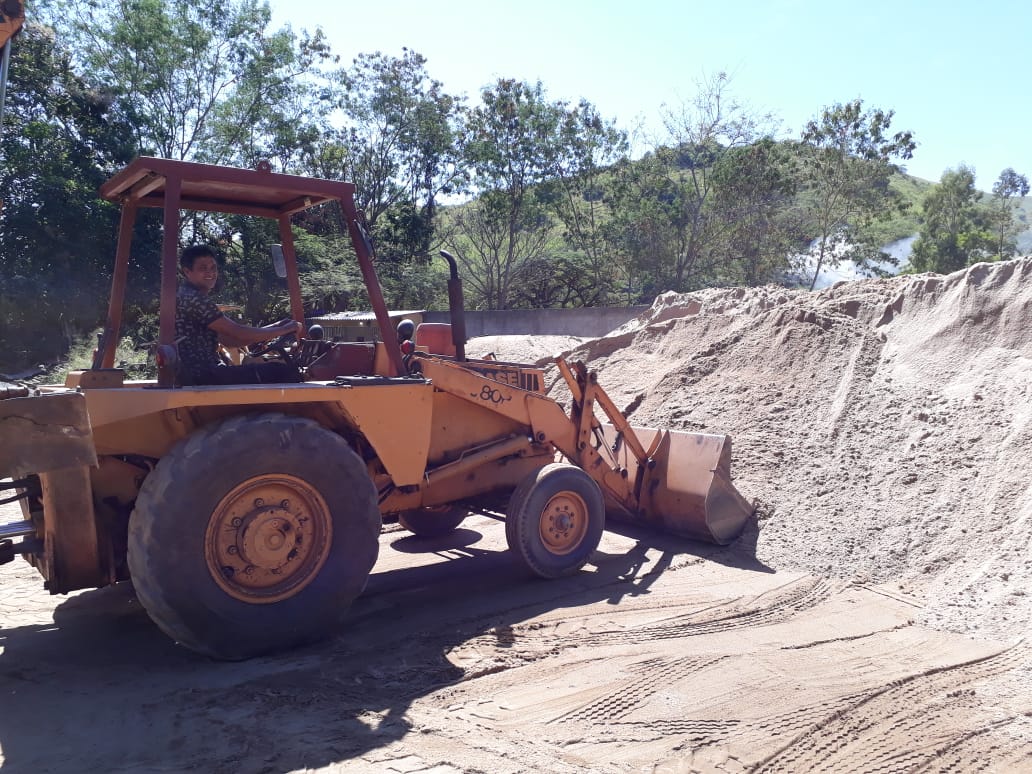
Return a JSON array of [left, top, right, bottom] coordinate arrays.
[[855, 173, 932, 248], [837, 173, 1031, 261]]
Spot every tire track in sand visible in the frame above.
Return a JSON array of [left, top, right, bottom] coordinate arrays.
[[752, 642, 1030, 773], [445, 576, 839, 679], [578, 576, 840, 646]]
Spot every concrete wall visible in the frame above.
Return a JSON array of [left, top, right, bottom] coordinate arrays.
[[422, 306, 649, 338]]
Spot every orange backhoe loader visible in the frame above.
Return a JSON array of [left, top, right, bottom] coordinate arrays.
[[0, 157, 753, 659]]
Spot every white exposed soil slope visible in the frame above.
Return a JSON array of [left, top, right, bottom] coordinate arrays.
[[477, 258, 1032, 641]]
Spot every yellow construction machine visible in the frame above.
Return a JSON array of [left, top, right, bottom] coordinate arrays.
[[0, 157, 753, 659]]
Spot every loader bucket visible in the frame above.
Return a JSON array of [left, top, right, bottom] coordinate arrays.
[[599, 425, 754, 545]]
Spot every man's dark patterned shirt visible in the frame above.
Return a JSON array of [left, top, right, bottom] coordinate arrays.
[[176, 282, 223, 383]]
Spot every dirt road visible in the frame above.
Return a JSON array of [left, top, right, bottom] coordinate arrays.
[[2, 507, 1028, 773]]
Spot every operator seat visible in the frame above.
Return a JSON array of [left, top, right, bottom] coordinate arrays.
[[414, 323, 456, 356]]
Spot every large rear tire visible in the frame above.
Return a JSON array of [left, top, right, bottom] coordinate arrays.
[[505, 463, 605, 579], [397, 505, 466, 537], [127, 413, 380, 660]]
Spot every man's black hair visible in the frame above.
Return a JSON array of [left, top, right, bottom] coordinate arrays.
[[179, 244, 217, 270]]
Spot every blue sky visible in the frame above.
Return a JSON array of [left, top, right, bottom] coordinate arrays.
[[268, 0, 1030, 190]]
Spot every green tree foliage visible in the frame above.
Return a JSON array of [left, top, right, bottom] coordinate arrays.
[[453, 79, 568, 309], [797, 99, 916, 289], [604, 150, 687, 300], [330, 50, 465, 229], [605, 72, 775, 296], [657, 72, 776, 288], [536, 100, 627, 304], [451, 191, 554, 310], [0, 23, 139, 370], [987, 168, 1030, 259], [44, 0, 332, 165], [909, 166, 992, 273], [299, 49, 465, 307], [707, 139, 806, 285], [291, 230, 367, 314], [509, 251, 602, 309]]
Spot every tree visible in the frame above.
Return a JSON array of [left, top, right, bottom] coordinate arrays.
[[324, 49, 466, 236], [450, 191, 554, 310], [604, 72, 775, 295], [987, 168, 1029, 259], [508, 252, 600, 309], [453, 79, 568, 309], [707, 139, 806, 285], [43, 0, 333, 165], [603, 150, 687, 299], [797, 99, 916, 289], [536, 100, 628, 304], [0, 22, 142, 369], [657, 72, 776, 289], [909, 166, 991, 273], [297, 49, 466, 307], [291, 230, 367, 314]]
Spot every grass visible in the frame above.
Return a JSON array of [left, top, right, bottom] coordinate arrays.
[[53, 333, 156, 383]]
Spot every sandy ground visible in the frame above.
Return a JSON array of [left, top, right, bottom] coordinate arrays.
[[3, 259, 1032, 772]]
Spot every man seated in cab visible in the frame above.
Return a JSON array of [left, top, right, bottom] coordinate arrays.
[[176, 244, 302, 385]]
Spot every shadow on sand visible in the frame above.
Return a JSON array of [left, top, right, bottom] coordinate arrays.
[[0, 514, 771, 772]]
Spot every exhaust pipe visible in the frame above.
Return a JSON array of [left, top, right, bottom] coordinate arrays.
[[438, 250, 467, 362]]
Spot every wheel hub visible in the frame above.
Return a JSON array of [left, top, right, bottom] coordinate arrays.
[[205, 475, 332, 603], [539, 492, 588, 556], [237, 506, 297, 569]]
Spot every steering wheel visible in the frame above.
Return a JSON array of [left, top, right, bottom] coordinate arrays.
[[247, 332, 295, 358], [247, 321, 299, 366]]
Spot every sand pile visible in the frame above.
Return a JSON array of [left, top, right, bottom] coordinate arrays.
[[474, 258, 1032, 641]]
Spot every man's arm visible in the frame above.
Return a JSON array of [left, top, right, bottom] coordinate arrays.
[[209, 317, 302, 347]]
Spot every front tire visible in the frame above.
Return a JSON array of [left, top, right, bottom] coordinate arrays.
[[505, 463, 605, 579], [127, 413, 380, 660]]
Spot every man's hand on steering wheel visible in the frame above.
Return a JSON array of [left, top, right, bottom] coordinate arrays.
[[247, 319, 302, 360]]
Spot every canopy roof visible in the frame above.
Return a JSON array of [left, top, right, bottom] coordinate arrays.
[[93, 156, 409, 383], [100, 156, 356, 218]]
